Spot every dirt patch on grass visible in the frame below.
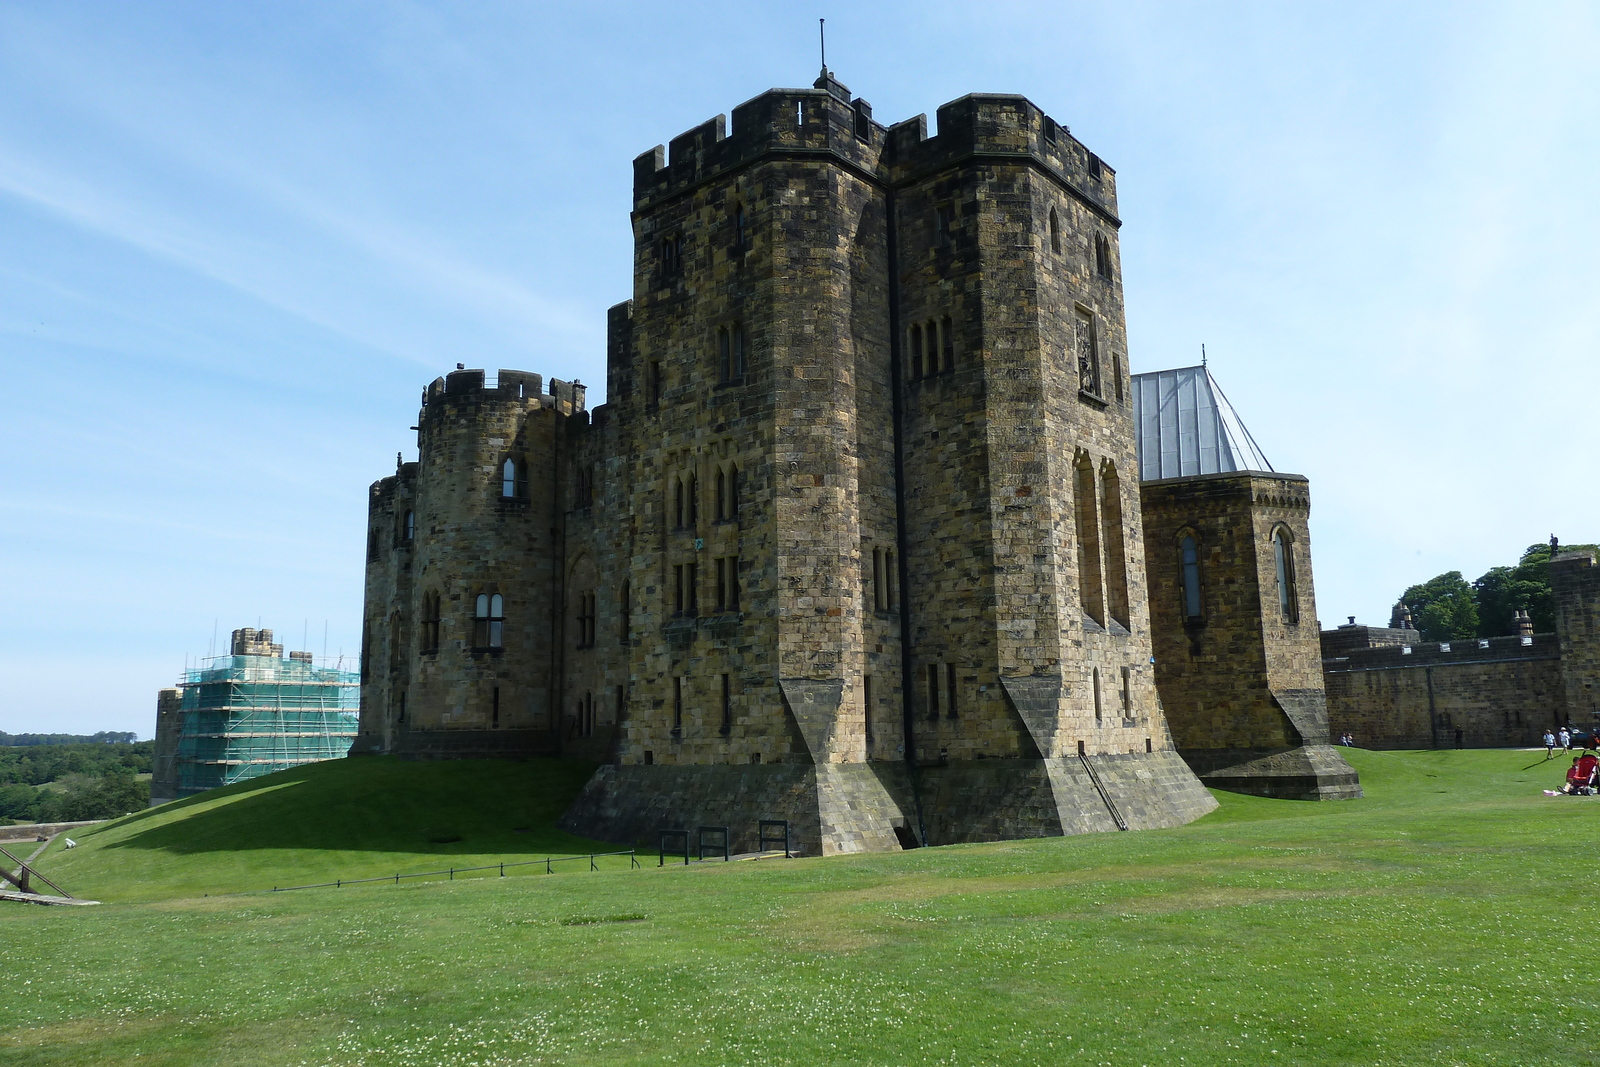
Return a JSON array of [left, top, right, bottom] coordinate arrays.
[[0, 1014, 170, 1049]]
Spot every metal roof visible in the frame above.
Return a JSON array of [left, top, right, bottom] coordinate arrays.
[[1130, 365, 1273, 482]]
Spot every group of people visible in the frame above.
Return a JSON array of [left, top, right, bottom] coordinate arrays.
[[1337, 733, 1356, 747], [1544, 728, 1578, 758]]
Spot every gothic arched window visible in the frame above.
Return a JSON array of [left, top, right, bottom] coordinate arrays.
[[1273, 527, 1299, 624]]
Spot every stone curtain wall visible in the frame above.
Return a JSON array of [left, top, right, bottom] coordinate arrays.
[[1323, 636, 1562, 748], [1552, 551, 1600, 725]]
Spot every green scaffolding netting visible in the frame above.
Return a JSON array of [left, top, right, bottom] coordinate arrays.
[[175, 654, 360, 795]]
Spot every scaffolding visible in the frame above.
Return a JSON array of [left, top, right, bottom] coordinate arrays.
[[174, 646, 360, 797]]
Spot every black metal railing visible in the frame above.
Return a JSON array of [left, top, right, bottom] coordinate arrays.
[[271, 850, 640, 892]]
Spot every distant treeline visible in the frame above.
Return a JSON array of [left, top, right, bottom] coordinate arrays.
[[0, 741, 153, 823], [0, 731, 139, 746]]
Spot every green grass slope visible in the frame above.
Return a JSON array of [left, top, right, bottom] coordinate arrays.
[[5, 748, 1599, 1067], [33, 756, 617, 902]]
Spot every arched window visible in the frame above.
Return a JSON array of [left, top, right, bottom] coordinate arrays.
[[1099, 463, 1129, 629], [475, 593, 504, 649], [1074, 454, 1105, 625], [501, 459, 525, 499], [715, 467, 728, 521], [1180, 534, 1202, 620], [1049, 207, 1061, 253], [1095, 234, 1113, 279], [1273, 527, 1299, 624], [686, 472, 699, 529], [403, 510, 415, 542], [672, 475, 685, 529]]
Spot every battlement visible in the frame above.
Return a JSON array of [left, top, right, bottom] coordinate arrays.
[[883, 94, 1116, 217], [633, 80, 885, 209], [633, 83, 1117, 220], [420, 368, 586, 416]]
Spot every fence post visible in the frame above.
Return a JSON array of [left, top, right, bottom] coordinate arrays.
[[450, 867, 454, 881], [500, 863, 505, 877]]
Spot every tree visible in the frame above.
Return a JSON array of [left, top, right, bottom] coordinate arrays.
[[1401, 571, 1479, 641]]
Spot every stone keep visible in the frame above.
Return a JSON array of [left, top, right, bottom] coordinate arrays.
[[357, 73, 1222, 854]]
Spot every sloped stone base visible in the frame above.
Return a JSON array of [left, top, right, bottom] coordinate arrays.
[[1181, 744, 1363, 801], [561, 750, 1218, 855]]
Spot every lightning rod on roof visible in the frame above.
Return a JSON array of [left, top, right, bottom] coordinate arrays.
[[819, 18, 826, 73], [1201, 343, 1207, 368]]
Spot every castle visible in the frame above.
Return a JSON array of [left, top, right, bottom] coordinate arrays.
[[354, 73, 1358, 855]]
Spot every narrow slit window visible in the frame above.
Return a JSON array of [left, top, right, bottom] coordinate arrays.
[[909, 324, 923, 380], [715, 557, 728, 611], [1180, 535, 1202, 619], [673, 564, 684, 615], [673, 476, 685, 529], [733, 204, 745, 251], [927, 664, 940, 721], [620, 580, 631, 643], [1273, 528, 1299, 623], [941, 315, 954, 371], [720, 674, 732, 734], [925, 320, 938, 375], [1049, 207, 1061, 253], [501, 459, 518, 499], [715, 467, 728, 521], [728, 463, 740, 522], [717, 327, 730, 383], [1100, 463, 1130, 629], [686, 562, 699, 615], [687, 473, 699, 529], [864, 675, 874, 740], [649, 361, 662, 406], [1093, 667, 1103, 724], [492, 686, 500, 728], [728, 556, 739, 610], [732, 322, 745, 378], [945, 664, 957, 720], [1120, 666, 1131, 719], [673, 677, 683, 733], [403, 510, 414, 542], [1075, 456, 1105, 625]]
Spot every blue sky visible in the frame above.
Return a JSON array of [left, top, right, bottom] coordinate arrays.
[[2, 2, 1596, 735]]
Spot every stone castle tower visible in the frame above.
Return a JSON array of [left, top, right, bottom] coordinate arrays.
[[357, 73, 1229, 854]]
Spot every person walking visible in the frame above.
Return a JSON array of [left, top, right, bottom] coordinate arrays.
[[1561, 727, 1573, 753], [1455, 725, 1465, 749], [1546, 730, 1558, 759]]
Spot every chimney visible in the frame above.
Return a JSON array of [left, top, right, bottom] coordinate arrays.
[[1516, 609, 1534, 638], [1390, 601, 1414, 630]]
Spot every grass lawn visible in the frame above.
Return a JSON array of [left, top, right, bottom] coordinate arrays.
[[3, 748, 1598, 1066]]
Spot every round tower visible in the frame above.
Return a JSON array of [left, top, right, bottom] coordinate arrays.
[[392, 367, 581, 757]]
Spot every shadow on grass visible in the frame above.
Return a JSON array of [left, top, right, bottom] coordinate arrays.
[[101, 756, 603, 857]]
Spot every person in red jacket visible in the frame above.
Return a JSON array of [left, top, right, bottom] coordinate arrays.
[[1560, 754, 1599, 795]]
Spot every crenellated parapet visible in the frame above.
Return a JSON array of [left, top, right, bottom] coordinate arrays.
[[633, 81, 1118, 222]]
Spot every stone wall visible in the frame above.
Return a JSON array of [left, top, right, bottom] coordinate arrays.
[[1552, 550, 1600, 725], [149, 688, 183, 806], [1324, 634, 1563, 747]]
